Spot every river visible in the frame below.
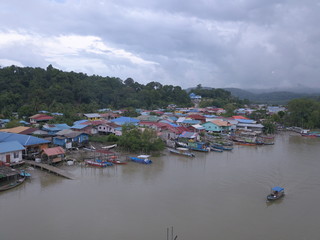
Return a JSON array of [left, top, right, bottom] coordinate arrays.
[[1, 132, 320, 240]]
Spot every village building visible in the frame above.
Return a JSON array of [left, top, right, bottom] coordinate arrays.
[[0, 141, 25, 165], [53, 129, 89, 149], [29, 114, 54, 124], [83, 113, 101, 121], [41, 146, 65, 164], [0, 132, 50, 159]]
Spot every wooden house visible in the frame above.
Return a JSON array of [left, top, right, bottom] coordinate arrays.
[[41, 146, 65, 164]]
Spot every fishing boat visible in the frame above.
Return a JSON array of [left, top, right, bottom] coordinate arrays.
[[267, 186, 285, 201], [211, 143, 233, 151], [168, 147, 195, 157], [0, 176, 26, 192], [187, 142, 210, 152], [85, 159, 113, 167], [130, 155, 152, 164]]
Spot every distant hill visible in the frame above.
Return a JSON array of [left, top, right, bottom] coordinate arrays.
[[186, 87, 320, 105], [224, 88, 320, 104]]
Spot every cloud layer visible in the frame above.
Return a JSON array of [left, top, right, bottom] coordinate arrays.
[[1, 0, 320, 89]]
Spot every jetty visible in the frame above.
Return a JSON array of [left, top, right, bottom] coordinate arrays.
[[25, 160, 75, 180]]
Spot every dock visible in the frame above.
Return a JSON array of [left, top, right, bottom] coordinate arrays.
[[25, 160, 75, 180]]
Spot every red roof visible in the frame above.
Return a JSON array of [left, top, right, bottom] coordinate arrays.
[[42, 147, 65, 156], [30, 114, 54, 121]]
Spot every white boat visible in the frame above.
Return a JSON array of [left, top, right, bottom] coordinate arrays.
[[101, 144, 117, 149], [168, 147, 195, 157]]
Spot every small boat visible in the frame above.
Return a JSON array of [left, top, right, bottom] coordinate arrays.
[[0, 176, 26, 192], [20, 170, 31, 178], [210, 146, 223, 152], [168, 147, 195, 157], [107, 156, 127, 165], [267, 186, 285, 201], [101, 144, 117, 149], [211, 143, 233, 151], [130, 155, 152, 164], [85, 159, 113, 167]]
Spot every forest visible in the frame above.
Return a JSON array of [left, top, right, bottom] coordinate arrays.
[[0, 65, 243, 118], [0, 65, 192, 117]]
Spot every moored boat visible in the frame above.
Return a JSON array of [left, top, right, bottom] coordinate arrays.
[[85, 159, 113, 167], [168, 147, 195, 157], [210, 146, 223, 152], [106, 156, 127, 165], [20, 170, 31, 178], [267, 186, 285, 201], [0, 176, 26, 192], [130, 155, 152, 164]]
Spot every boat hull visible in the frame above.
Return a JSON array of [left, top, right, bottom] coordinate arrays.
[[0, 177, 26, 191]]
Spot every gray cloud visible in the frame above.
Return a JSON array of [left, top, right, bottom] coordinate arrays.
[[1, 0, 320, 90]]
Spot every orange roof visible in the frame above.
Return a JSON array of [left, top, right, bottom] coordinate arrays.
[[0, 126, 30, 134], [232, 116, 249, 120], [42, 147, 65, 156], [210, 119, 231, 127]]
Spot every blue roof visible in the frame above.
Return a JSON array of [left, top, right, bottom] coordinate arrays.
[[237, 119, 256, 124], [71, 124, 88, 129], [272, 186, 284, 192], [0, 132, 50, 146], [179, 131, 197, 138], [43, 124, 70, 132], [73, 120, 89, 125], [0, 141, 25, 153], [111, 117, 139, 125]]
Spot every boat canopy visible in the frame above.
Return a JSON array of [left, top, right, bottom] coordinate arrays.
[[137, 155, 150, 158], [272, 186, 284, 192]]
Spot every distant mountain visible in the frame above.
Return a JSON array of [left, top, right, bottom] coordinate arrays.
[[224, 88, 319, 104], [186, 87, 320, 105]]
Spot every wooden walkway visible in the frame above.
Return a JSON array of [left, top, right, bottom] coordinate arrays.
[[25, 160, 75, 180]]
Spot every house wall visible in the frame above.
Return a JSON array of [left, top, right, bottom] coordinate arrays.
[[0, 151, 23, 163], [202, 123, 222, 132]]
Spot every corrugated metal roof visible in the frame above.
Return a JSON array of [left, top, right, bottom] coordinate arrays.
[[42, 147, 65, 156], [0, 126, 30, 134], [0, 141, 25, 153], [0, 132, 50, 146]]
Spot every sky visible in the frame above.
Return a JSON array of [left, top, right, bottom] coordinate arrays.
[[1, 0, 320, 90]]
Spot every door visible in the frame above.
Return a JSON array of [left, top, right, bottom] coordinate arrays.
[[6, 154, 10, 163]]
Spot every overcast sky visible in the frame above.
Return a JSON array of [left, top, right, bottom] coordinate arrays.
[[1, 0, 320, 90]]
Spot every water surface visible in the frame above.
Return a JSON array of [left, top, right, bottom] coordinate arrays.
[[1, 132, 320, 240]]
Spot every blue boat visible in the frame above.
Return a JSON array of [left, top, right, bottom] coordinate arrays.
[[267, 186, 285, 201], [211, 143, 233, 151], [20, 170, 31, 178], [187, 142, 210, 152], [130, 155, 152, 164]]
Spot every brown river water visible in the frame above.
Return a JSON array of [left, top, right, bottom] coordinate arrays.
[[1, 132, 320, 240]]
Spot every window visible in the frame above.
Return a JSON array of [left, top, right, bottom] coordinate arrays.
[[14, 151, 19, 158]]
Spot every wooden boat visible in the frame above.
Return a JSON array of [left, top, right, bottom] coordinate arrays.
[[0, 176, 26, 192], [85, 159, 113, 167], [130, 155, 152, 164], [210, 146, 223, 152], [187, 142, 210, 152], [235, 141, 257, 146], [211, 143, 233, 151], [267, 186, 285, 201], [168, 147, 195, 157]]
